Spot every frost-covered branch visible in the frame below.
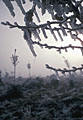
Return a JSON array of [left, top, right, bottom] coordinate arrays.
[[2, 0, 83, 28], [2, 21, 83, 33], [1, 21, 83, 40], [1, 21, 26, 29], [1, 21, 83, 56], [45, 64, 83, 75], [1, 0, 83, 57], [1, 17, 70, 29], [33, 41, 83, 55]]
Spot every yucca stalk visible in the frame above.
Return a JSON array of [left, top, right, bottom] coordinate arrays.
[[11, 49, 19, 84]]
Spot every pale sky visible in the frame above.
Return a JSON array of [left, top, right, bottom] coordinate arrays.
[[0, 1, 83, 77]]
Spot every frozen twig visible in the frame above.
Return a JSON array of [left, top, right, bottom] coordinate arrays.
[[33, 41, 83, 55], [45, 64, 83, 74]]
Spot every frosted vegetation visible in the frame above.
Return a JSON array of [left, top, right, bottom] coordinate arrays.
[[1, 0, 83, 119], [0, 73, 83, 119]]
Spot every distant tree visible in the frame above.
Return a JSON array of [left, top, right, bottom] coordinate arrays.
[[11, 49, 19, 84], [1, 0, 83, 75]]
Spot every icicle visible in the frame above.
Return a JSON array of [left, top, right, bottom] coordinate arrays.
[[34, 9, 40, 22], [81, 48, 83, 56], [23, 28, 37, 57], [71, 46, 74, 50], [33, 0, 41, 8], [80, 68, 83, 74], [69, 32, 73, 39], [65, 6, 70, 14], [64, 22, 68, 28], [21, 0, 26, 4], [47, 22, 58, 41], [65, 48, 68, 52], [31, 22, 41, 41], [69, 32, 77, 40], [55, 70, 60, 80], [79, 6, 83, 22], [47, 6, 55, 20], [2, 0, 15, 17], [60, 25, 67, 36], [57, 30, 64, 41], [69, 71, 71, 76], [58, 49, 61, 54], [37, 28, 40, 33], [41, 0, 46, 15], [75, 31, 78, 35], [64, 59, 70, 68], [41, 27, 48, 38], [63, 56, 70, 69], [81, 41, 83, 47], [15, 0, 25, 15], [69, 18, 77, 29], [62, 70, 65, 75], [78, 29, 83, 34], [24, 9, 34, 25], [54, 5, 63, 16], [25, 8, 41, 42], [32, 29, 41, 41], [41, 7, 46, 15]]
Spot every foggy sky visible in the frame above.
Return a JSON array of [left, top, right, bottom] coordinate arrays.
[[0, 1, 83, 77]]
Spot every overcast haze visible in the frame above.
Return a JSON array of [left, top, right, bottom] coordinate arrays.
[[0, 1, 83, 77]]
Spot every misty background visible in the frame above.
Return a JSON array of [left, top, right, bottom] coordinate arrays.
[[0, 0, 83, 77]]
